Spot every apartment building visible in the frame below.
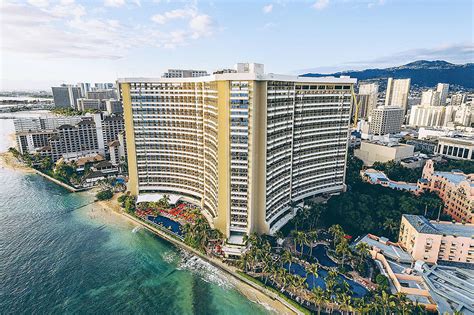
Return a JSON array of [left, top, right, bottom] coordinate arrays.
[[119, 63, 356, 242], [450, 93, 466, 106], [408, 104, 445, 128], [399, 214, 474, 264], [357, 83, 378, 119], [369, 106, 404, 135], [52, 85, 81, 108], [385, 78, 411, 113], [419, 160, 474, 223], [436, 83, 449, 106]]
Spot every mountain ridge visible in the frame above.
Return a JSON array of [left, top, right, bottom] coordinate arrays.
[[301, 60, 474, 89]]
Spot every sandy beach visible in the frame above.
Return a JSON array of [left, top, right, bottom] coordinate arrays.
[[90, 193, 301, 315], [0, 151, 35, 173]]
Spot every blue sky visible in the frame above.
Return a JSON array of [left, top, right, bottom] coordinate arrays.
[[1, 0, 473, 90]]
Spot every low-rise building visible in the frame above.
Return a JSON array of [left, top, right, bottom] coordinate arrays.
[[436, 136, 474, 160], [420, 160, 474, 223], [354, 141, 415, 166], [399, 214, 474, 264], [77, 98, 102, 112], [406, 139, 437, 154]]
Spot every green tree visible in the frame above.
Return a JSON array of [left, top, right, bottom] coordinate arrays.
[[96, 189, 113, 201]]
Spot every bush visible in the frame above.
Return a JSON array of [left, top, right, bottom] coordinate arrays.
[[96, 189, 113, 201]]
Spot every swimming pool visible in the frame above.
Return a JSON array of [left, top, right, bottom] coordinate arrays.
[[285, 263, 368, 298], [147, 215, 183, 237]]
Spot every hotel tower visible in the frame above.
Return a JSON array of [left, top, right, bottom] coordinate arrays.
[[118, 63, 356, 244]]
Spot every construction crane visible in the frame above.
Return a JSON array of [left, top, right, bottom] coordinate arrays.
[[350, 86, 361, 129]]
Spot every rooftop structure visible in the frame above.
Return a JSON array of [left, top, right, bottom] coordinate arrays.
[[118, 63, 356, 244], [161, 69, 209, 78], [415, 262, 474, 314]]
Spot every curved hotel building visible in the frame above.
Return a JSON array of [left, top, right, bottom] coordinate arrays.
[[118, 63, 356, 243]]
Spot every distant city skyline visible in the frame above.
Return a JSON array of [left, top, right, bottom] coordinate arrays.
[[1, 0, 473, 90]]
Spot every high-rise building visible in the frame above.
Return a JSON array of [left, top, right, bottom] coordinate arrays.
[[77, 82, 91, 97], [436, 83, 449, 106], [420, 89, 440, 107], [357, 83, 378, 119], [369, 106, 404, 135], [408, 104, 445, 128], [52, 85, 81, 108], [162, 69, 209, 78], [119, 63, 356, 241], [450, 93, 466, 106], [385, 78, 411, 112]]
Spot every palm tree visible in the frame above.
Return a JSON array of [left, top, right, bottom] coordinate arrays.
[[311, 287, 325, 315], [355, 242, 371, 265], [281, 250, 293, 271], [336, 238, 351, 266], [328, 224, 345, 248], [294, 231, 308, 256], [307, 230, 319, 257], [337, 292, 352, 315], [353, 297, 369, 315], [306, 263, 319, 289]]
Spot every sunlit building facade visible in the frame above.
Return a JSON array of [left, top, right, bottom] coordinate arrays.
[[119, 64, 356, 242]]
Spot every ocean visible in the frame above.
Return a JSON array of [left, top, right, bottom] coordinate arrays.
[[0, 115, 269, 314]]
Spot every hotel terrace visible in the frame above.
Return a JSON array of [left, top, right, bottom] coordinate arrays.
[[118, 63, 356, 245]]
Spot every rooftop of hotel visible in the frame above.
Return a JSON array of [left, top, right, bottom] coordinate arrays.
[[418, 263, 474, 314], [118, 63, 357, 84], [403, 214, 474, 237], [357, 234, 413, 263], [433, 171, 472, 185]]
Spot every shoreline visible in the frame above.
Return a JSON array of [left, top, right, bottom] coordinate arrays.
[[0, 151, 35, 173], [97, 195, 303, 315]]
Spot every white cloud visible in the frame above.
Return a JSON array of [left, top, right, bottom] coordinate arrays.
[[151, 7, 196, 24], [104, 0, 125, 7], [189, 14, 214, 38], [312, 0, 329, 10], [0, 0, 218, 59], [27, 0, 49, 8], [263, 4, 273, 14], [368, 0, 385, 9]]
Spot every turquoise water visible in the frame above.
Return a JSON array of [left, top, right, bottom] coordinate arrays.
[[0, 117, 269, 314]]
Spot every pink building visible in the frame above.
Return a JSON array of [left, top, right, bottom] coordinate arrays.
[[419, 160, 474, 223], [399, 214, 474, 264]]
